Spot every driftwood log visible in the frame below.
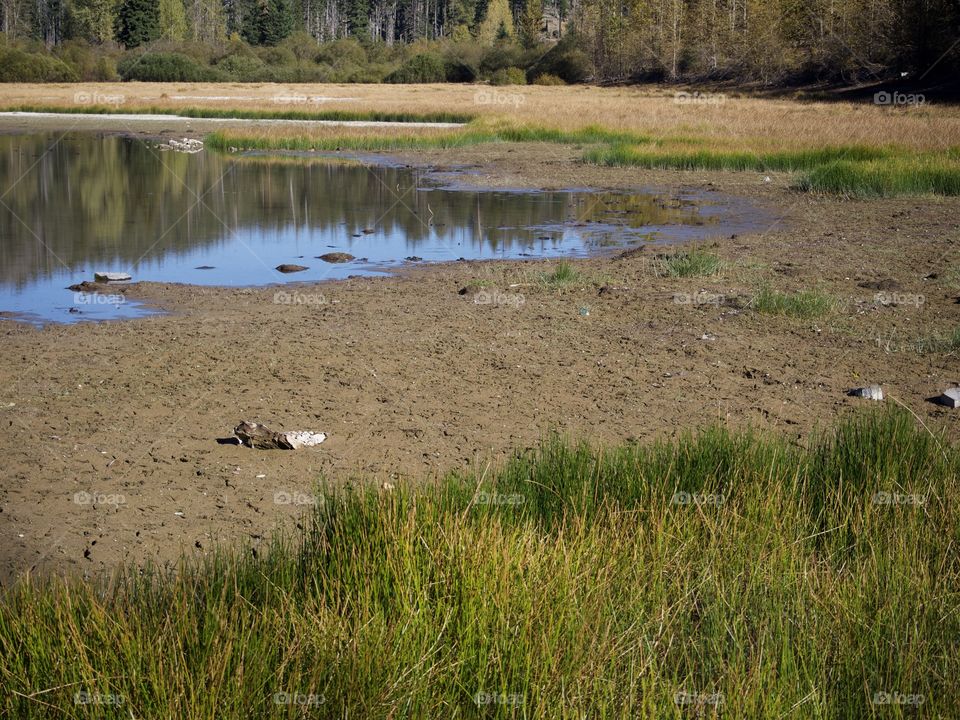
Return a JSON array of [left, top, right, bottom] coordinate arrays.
[[233, 421, 326, 450]]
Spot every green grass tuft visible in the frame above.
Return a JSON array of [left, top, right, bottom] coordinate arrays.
[[656, 247, 723, 277], [538, 260, 582, 288], [753, 286, 837, 319], [914, 325, 960, 354]]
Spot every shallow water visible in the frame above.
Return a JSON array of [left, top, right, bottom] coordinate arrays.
[[0, 133, 765, 324]]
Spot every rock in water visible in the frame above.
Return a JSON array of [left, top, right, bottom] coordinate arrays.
[[94, 272, 132, 282], [276, 264, 308, 273], [316, 253, 354, 263], [848, 385, 884, 401]]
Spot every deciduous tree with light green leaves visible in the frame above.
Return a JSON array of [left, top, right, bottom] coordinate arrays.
[[477, 0, 512, 44], [158, 0, 187, 39]]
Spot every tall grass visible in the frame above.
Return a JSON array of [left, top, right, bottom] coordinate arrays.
[[797, 157, 960, 197], [9, 103, 476, 124], [1, 410, 957, 718], [583, 144, 889, 172], [205, 123, 653, 153]]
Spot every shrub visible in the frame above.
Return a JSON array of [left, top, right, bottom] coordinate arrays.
[[490, 66, 526, 85], [255, 45, 296, 66], [0, 47, 78, 81], [528, 35, 592, 83], [385, 52, 447, 83], [215, 53, 266, 81], [117, 52, 220, 81], [443, 58, 477, 82], [315, 37, 367, 67], [478, 41, 528, 75], [531, 72, 565, 85]]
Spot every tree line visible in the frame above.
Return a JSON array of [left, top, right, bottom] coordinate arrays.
[[0, 0, 956, 84]]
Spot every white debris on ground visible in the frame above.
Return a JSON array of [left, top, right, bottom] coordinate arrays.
[[158, 138, 204, 154], [848, 385, 884, 401], [232, 421, 326, 450], [282, 431, 327, 449], [935, 388, 960, 408]]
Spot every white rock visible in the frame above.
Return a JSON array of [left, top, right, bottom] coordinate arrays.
[[94, 272, 131, 282], [281, 431, 327, 449], [935, 388, 960, 408], [849, 385, 884, 401]]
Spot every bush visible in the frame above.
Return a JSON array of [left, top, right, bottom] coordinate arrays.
[[490, 66, 526, 85], [255, 45, 296, 66], [385, 52, 447, 83], [315, 37, 367, 67], [528, 35, 592, 83], [0, 47, 78, 81], [215, 53, 266, 81], [478, 41, 528, 75], [117, 52, 221, 81], [443, 58, 477, 82], [532, 72, 565, 85]]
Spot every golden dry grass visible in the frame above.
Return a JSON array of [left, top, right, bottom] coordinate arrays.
[[2, 82, 959, 151]]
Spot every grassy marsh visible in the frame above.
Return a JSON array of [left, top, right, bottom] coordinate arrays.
[[1, 410, 957, 718]]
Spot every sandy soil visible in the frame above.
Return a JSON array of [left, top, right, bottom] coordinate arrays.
[[1, 127, 958, 585]]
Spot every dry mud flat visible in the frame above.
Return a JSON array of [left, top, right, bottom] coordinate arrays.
[[1, 146, 959, 584]]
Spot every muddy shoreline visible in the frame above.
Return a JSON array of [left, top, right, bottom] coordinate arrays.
[[1, 124, 958, 585]]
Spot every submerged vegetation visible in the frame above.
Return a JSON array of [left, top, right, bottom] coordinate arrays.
[[1, 409, 958, 718]]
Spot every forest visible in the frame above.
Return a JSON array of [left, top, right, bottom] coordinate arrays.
[[0, 0, 957, 86]]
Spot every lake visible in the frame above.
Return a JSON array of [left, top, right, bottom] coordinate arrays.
[[0, 133, 766, 323]]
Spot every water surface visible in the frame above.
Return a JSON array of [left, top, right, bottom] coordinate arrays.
[[0, 133, 765, 324]]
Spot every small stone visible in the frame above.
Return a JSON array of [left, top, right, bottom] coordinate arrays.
[[934, 388, 960, 408], [275, 264, 308, 273], [848, 385, 884, 401], [94, 271, 131, 282], [316, 253, 354, 263]]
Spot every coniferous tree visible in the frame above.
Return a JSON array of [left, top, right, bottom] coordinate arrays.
[[114, 0, 160, 46], [259, 0, 292, 44]]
